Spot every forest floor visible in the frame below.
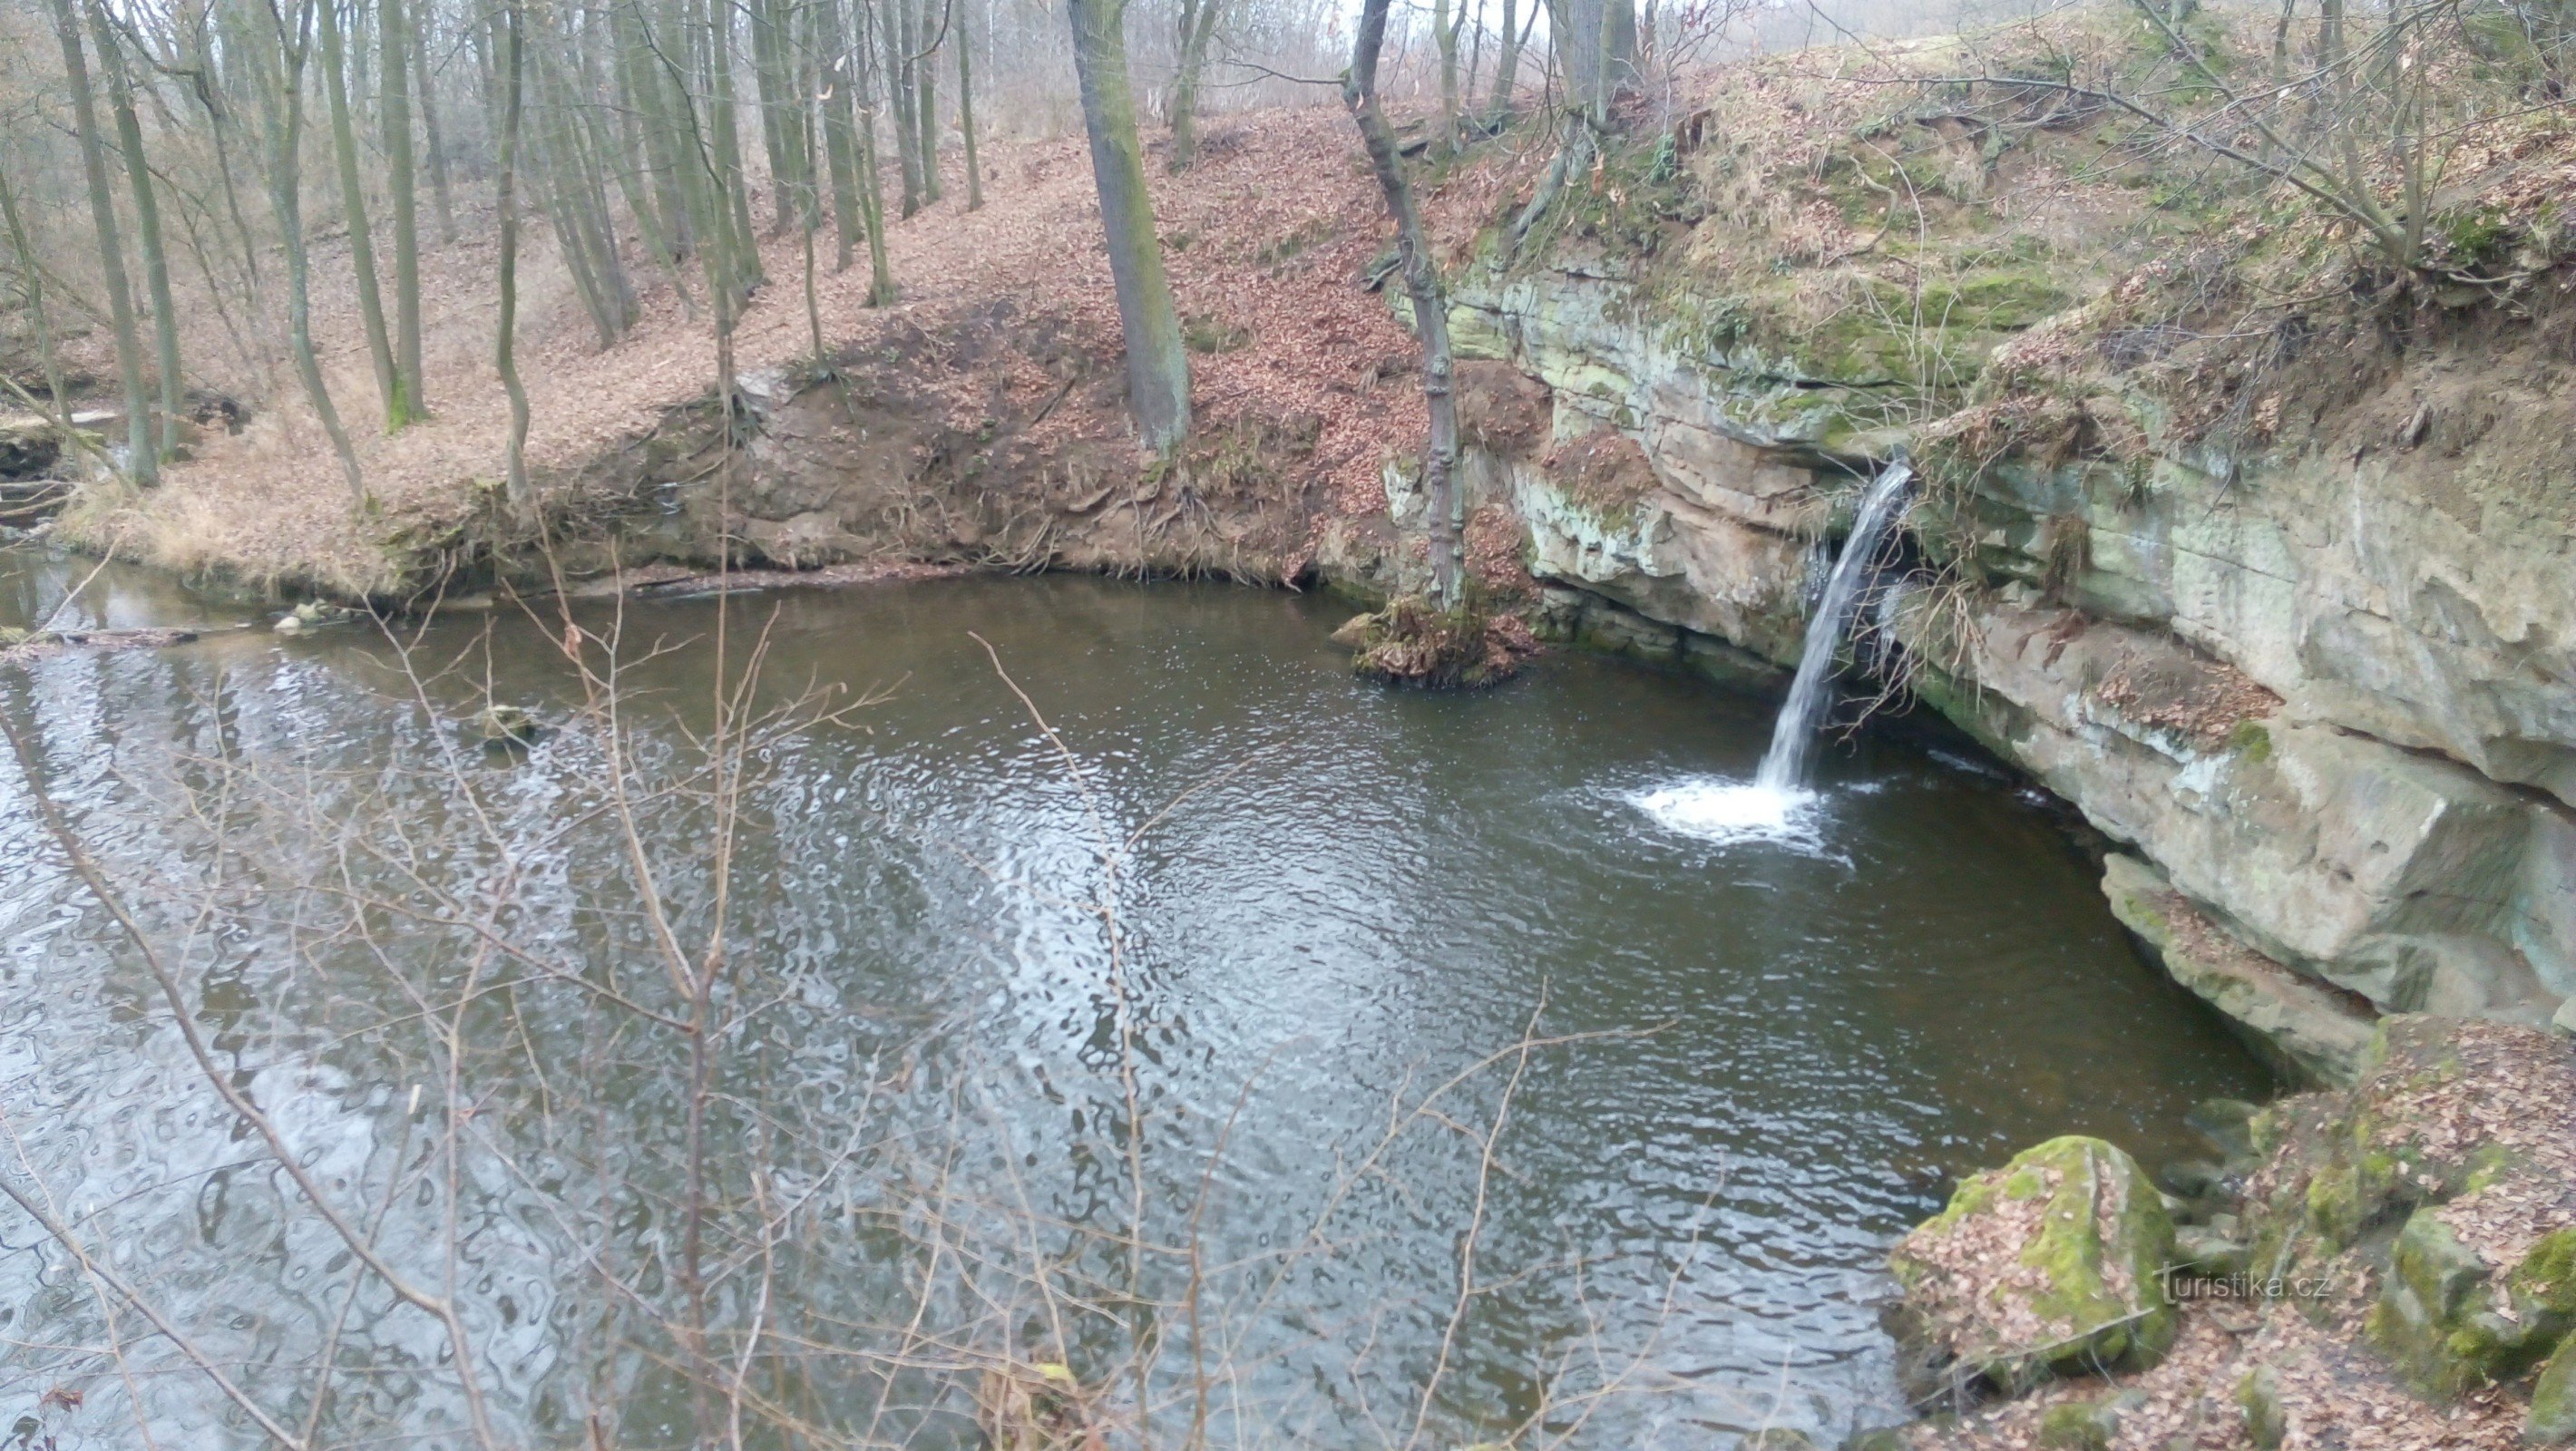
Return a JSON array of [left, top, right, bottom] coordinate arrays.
[[48, 103, 1543, 598]]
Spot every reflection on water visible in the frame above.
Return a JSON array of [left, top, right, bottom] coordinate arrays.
[[0, 557, 2269, 1447]]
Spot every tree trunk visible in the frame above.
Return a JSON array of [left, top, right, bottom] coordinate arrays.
[[821, 0, 864, 267], [708, 0, 764, 285], [955, 0, 981, 209], [46, 0, 156, 483], [1482, 0, 1529, 127], [889, 0, 920, 213], [1433, 0, 1460, 152], [381, 0, 426, 421], [624, 0, 698, 269], [1345, 0, 1461, 604], [0, 165, 73, 428], [254, 0, 369, 505], [916, 0, 942, 203], [495, 0, 532, 512], [1066, 0, 1189, 450], [318, 0, 404, 429], [87, 0, 187, 459], [750, 0, 798, 233], [1166, 0, 1221, 171], [852, 0, 896, 302], [412, 10, 458, 243], [598, 11, 690, 310]]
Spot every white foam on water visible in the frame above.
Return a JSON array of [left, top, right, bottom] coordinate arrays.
[[1627, 776, 1822, 851]]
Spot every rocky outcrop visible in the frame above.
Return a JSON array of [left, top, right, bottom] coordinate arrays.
[[1891, 1017, 2576, 1448], [1379, 256, 2576, 1072], [2102, 853, 2378, 1086]]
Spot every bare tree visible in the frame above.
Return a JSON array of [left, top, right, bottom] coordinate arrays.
[[1068, 0, 1192, 450], [1345, 0, 1461, 605], [43, 0, 157, 485]]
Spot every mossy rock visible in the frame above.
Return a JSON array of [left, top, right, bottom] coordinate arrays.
[[2237, 1366, 2288, 1449], [2035, 1392, 2133, 1451], [473, 704, 546, 745], [1888, 1135, 2179, 1395], [2532, 1333, 2576, 1445], [2371, 1213, 2576, 1398]]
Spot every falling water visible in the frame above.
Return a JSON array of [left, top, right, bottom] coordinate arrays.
[[1753, 462, 1915, 792]]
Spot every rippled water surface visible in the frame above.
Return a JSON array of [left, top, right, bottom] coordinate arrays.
[[0, 551, 2267, 1447]]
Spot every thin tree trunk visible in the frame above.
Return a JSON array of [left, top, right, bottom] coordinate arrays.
[[87, 0, 187, 459], [915, 0, 940, 203], [852, 0, 895, 301], [820, 0, 864, 266], [1482, 0, 1528, 127], [623, 0, 697, 269], [318, 0, 403, 427], [256, 0, 369, 505], [750, 0, 797, 233], [381, 0, 426, 421], [1066, 0, 1189, 449], [708, 0, 763, 279], [528, 58, 621, 345], [797, 27, 825, 361], [495, 0, 532, 512], [1433, 0, 1460, 152], [189, 13, 268, 307], [45, 0, 154, 484], [889, 0, 920, 213], [598, 15, 691, 311], [0, 165, 73, 428], [1467, 0, 1485, 117], [558, 34, 639, 330], [413, 10, 458, 242], [1166, 0, 1221, 171], [955, 0, 981, 209], [1346, 0, 1460, 604]]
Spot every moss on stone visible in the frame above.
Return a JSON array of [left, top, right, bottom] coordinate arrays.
[[2373, 1211, 2576, 1398], [2226, 719, 2272, 764], [2237, 1367, 2287, 1448], [2035, 1396, 2121, 1451], [1890, 1135, 2179, 1393], [2532, 1335, 2576, 1445]]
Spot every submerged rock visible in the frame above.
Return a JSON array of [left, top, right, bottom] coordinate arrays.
[[474, 705, 545, 745], [1888, 1135, 2178, 1396]]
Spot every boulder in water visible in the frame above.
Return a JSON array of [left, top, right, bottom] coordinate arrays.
[[1888, 1135, 2179, 1396], [474, 705, 545, 745]]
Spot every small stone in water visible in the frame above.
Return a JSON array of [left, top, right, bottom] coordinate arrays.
[[475, 705, 544, 744]]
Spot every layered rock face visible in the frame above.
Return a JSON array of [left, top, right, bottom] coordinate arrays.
[[1392, 266, 2576, 1075]]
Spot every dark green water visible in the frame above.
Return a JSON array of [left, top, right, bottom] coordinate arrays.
[[0, 549, 2266, 1448]]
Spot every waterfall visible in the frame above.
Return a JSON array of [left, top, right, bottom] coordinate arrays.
[[1753, 463, 1915, 793]]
